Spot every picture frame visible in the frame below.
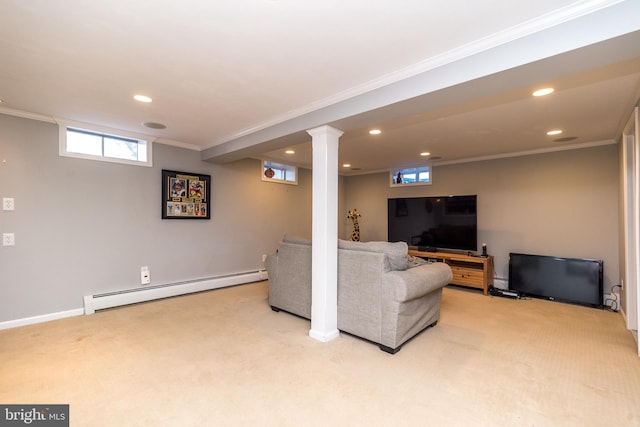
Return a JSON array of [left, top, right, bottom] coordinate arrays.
[[162, 169, 211, 219]]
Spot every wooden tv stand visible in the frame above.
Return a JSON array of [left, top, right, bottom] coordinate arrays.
[[408, 249, 494, 295]]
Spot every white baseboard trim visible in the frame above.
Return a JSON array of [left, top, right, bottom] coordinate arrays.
[[0, 270, 268, 330], [83, 270, 268, 315], [0, 308, 84, 330]]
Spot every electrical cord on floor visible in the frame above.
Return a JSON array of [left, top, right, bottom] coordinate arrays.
[[604, 284, 621, 312], [490, 274, 532, 300]]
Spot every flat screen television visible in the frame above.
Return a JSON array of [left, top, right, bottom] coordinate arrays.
[[387, 195, 477, 252], [509, 253, 603, 308]]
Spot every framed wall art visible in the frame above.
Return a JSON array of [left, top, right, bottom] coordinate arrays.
[[162, 169, 211, 219]]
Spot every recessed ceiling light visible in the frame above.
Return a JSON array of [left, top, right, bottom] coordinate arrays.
[[547, 129, 563, 136], [142, 121, 166, 129], [285, 150, 295, 154], [369, 129, 381, 135], [420, 152, 431, 156], [533, 88, 554, 97], [343, 163, 351, 168], [134, 94, 152, 103]]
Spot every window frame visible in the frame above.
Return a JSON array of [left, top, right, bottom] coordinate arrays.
[[58, 119, 154, 167], [390, 166, 432, 187], [261, 160, 298, 185]]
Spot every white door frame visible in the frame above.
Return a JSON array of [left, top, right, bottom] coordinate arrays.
[[622, 106, 639, 353]]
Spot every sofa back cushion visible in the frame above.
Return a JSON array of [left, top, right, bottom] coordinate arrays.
[[279, 235, 409, 270], [282, 234, 312, 246], [338, 239, 409, 271]]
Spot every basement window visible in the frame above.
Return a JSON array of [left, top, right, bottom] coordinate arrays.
[[390, 166, 431, 187], [59, 121, 153, 167], [262, 160, 298, 185]]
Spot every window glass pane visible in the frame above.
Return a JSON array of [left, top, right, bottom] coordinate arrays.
[[285, 166, 296, 181], [137, 141, 148, 162], [391, 166, 431, 186], [66, 130, 102, 156], [104, 137, 139, 161], [262, 160, 298, 185], [63, 127, 150, 167], [272, 167, 285, 180]]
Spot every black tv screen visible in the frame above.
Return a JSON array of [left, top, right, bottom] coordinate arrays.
[[387, 195, 477, 252], [509, 253, 603, 308]]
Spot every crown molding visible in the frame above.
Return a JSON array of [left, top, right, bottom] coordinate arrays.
[[430, 139, 618, 167], [0, 107, 202, 150], [341, 139, 618, 176], [0, 106, 55, 123]]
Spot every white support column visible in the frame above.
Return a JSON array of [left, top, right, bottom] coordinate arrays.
[[307, 125, 343, 342]]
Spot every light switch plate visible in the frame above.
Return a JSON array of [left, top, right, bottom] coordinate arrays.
[[3, 233, 15, 246], [3, 198, 15, 211]]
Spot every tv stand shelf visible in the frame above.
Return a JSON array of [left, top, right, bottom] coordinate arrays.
[[408, 250, 494, 295]]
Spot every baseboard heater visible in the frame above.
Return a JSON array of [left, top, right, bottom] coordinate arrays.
[[83, 270, 268, 315]]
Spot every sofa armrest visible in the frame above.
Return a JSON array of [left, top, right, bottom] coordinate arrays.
[[385, 262, 452, 302]]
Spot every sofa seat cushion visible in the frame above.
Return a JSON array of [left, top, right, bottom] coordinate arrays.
[[338, 239, 409, 271]]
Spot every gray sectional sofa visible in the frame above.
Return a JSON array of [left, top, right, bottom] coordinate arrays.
[[265, 235, 452, 353]]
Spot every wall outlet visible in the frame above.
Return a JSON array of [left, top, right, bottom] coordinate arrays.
[[140, 266, 151, 285], [262, 254, 267, 262]]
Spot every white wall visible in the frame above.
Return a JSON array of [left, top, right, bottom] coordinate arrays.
[[0, 114, 312, 322], [344, 144, 620, 294]]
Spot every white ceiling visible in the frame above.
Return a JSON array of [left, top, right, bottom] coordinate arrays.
[[1, 1, 640, 174]]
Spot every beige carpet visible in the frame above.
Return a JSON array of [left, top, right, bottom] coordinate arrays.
[[1, 282, 639, 426]]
